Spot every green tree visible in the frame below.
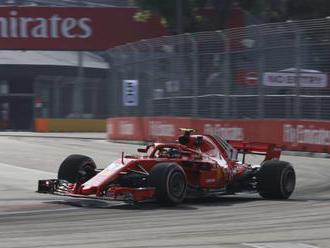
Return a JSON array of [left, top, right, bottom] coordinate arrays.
[[134, 0, 209, 33]]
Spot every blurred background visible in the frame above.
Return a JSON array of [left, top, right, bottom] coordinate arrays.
[[0, 0, 329, 132]]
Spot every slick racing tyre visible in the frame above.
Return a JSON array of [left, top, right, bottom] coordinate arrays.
[[257, 160, 296, 199], [58, 154, 97, 184], [149, 163, 187, 206]]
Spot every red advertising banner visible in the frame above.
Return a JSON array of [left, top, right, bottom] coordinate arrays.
[[107, 117, 144, 141], [107, 117, 330, 153], [281, 120, 330, 153], [143, 117, 194, 142], [0, 7, 166, 50]]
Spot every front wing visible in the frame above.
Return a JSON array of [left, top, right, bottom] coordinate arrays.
[[37, 179, 155, 203]]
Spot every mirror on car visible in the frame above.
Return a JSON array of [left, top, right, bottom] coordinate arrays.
[[137, 148, 147, 153]]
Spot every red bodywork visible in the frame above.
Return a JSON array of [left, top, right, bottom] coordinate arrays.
[[39, 134, 281, 203]]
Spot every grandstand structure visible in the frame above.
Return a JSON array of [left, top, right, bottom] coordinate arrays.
[[0, 0, 167, 131]]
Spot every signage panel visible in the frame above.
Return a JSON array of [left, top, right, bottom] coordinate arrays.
[[0, 7, 166, 50], [123, 80, 138, 106], [263, 72, 328, 87]]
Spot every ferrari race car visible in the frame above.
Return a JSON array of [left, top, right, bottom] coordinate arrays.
[[38, 129, 296, 206]]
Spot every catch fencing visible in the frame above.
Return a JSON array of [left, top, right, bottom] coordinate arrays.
[[107, 18, 330, 120]]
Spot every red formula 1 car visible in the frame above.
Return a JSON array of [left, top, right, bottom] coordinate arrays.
[[38, 129, 296, 205]]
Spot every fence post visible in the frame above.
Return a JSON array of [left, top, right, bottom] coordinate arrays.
[[127, 44, 139, 117], [53, 76, 63, 118], [294, 23, 302, 119], [117, 46, 127, 117], [169, 37, 176, 116], [144, 41, 155, 116], [256, 25, 265, 118], [107, 51, 117, 117], [72, 51, 84, 116], [189, 33, 199, 117], [218, 30, 230, 119]]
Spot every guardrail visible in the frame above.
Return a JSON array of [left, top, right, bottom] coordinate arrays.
[[35, 118, 106, 132]]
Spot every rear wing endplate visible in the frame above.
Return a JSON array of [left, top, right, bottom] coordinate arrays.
[[228, 140, 281, 162]]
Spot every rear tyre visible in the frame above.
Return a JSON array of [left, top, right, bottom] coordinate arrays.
[[257, 160, 295, 199], [57, 154, 96, 184], [149, 163, 187, 206]]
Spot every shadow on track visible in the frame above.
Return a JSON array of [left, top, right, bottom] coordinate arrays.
[[45, 194, 330, 210], [44, 195, 266, 210]]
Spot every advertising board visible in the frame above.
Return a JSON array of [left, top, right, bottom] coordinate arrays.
[[0, 7, 166, 50], [263, 72, 328, 87], [107, 117, 330, 153]]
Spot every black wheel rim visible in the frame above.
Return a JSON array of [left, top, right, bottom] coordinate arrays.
[[283, 169, 295, 193], [168, 171, 185, 198]]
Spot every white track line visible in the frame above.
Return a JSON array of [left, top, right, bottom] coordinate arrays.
[[0, 162, 78, 215], [0, 207, 78, 216], [0, 162, 55, 176], [243, 243, 319, 248]]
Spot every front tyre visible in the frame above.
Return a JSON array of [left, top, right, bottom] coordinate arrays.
[[257, 160, 296, 199], [149, 163, 187, 206], [58, 154, 96, 184]]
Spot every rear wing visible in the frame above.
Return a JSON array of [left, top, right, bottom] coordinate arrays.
[[227, 140, 281, 163]]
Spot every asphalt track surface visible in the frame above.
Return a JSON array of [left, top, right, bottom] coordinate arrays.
[[0, 136, 330, 248]]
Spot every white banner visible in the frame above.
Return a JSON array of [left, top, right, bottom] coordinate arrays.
[[123, 80, 138, 106], [263, 72, 328, 87]]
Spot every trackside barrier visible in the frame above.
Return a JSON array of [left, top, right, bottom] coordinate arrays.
[[35, 118, 106, 132], [106, 117, 144, 141], [107, 117, 330, 154]]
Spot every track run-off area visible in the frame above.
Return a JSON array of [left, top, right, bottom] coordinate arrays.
[[0, 135, 330, 248]]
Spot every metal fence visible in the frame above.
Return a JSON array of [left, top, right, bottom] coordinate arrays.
[[32, 51, 109, 120], [107, 18, 330, 120], [35, 75, 107, 119]]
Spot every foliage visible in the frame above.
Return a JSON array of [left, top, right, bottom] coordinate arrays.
[[134, 0, 330, 33], [134, 0, 209, 33]]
